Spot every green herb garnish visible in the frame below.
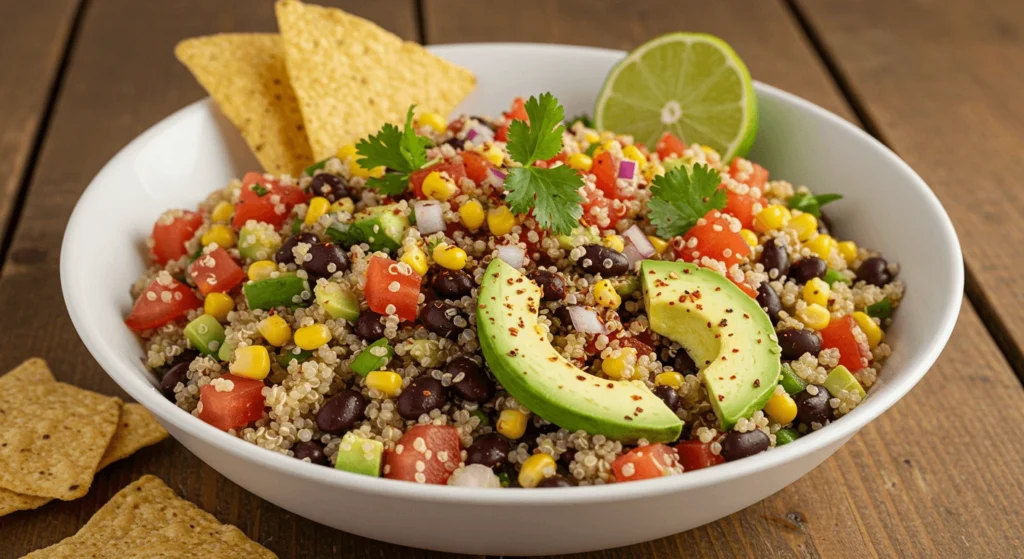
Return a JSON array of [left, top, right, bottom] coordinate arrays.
[[251, 183, 269, 197], [788, 191, 842, 217], [647, 163, 726, 238], [356, 106, 429, 195], [303, 157, 330, 176]]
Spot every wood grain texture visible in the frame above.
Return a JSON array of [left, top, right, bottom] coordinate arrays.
[[0, 0, 81, 254], [792, 0, 1024, 372]]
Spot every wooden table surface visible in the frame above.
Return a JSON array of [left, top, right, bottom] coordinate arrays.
[[1, 0, 1023, 557]]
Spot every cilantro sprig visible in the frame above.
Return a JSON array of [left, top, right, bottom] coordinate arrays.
[[355, 106, 429, 195], [503, 93, 583, 235], [787, 191, 842, 217], [647, 164, 727, 238]]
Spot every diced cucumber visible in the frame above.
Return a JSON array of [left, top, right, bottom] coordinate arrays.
[[866, 298, 892, 321], [351, 205, 408, 253], [238, 223, 282, 261], [823, 365, 866, 399], [184, 314, 225, 356], [823, 268, 851, 286], [334, 432, 384, 477], [556, 226, 600, 250], [614, 276, 640, 297], [277, 349, 313, 368], [775, 428, 799, 446], [779, 363, 807, 395], [314, 282, 360, 322], [351, 338, 394, 376], [217, 339, 236, 362], [243, 274, 308, 310]]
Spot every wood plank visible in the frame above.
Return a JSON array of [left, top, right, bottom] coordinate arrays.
[[791, 0, 1024, 372], [424, 1, 1024, 557], [0, 0, 81, 255]]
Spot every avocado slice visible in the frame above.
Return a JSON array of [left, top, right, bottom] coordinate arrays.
[[640, 260, 781, 430], [242, 274, 308, 310], [477, 259, 682, 443], [184, 314, 225, 356], [334, 432, 384, 477], [325, 204, 408, 253], [314, 282, 359, 322]]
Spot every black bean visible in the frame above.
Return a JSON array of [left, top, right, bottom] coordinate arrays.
[[274, 232, 320, 265], [759, 238, 790, 278], [521, 419, 560, 448], [396, 376, 448, 419], [447, 357, 493, 402], [537, 475, 577, 488], [307, 173, 348, 202], [857, 257, 894, 287], [579, 245, 629, 277], [466, 433, 512, 469], [354, 310, 385, 341], [160, 362, 190, 401], [795, 385, 834, 425], [789, 257, 827, 284], [432, 269, 474, 299], [441, 137, 466, 151], [818, 210, 833, 235], [777, 329, 822, 360], [757, 282, 782, 324], [421, 300, 461, 339], [529, 270, 566, 301], [172, 348, 199, 366], [673, 350, 696, 375], [560, 448, 577, 467], [293, 441, 328, 465], [653, 385, 681, 412], [720, 430, 771, 461], [315, 389, 367, 435], [303, 243, 350, 278], [553, 306, 573, 327]]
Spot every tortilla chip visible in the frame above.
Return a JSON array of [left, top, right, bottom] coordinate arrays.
[[0, 381, 121, 500], [0, 357, 56, 386], [98, 404, 169, 470], [22, 475, 278, 559], [275, 0, 476, 160], [0, 490, 50, 517], [176, 33, 314, 175]]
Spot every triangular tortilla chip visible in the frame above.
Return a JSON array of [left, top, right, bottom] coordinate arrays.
[[176, 33, 314, 175], [275, 0, 476, 160], [98, 403, 169, 470]]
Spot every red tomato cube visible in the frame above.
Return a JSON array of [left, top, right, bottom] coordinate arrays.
[[591, 152, 619, 198], [461, 151, 493, 184], [721, 187, 767, 230], [365, 256, 422, 321], [655, 132, 686, 160], [675, 440, 725, 471], [151, 209, 203, 265], [612, 444, 680, 482], [504, 97, 529, 122], [819, 315, 872, 371], [198, 374, 266, 431], [676, 210, 751, 267], [384, 424, 461, 484], [581, 184, 628, 228], [188, 247, 245, 295], [729, 158, 769, 190], [232, 171, 307, 229], [125, 276, 201, 333]]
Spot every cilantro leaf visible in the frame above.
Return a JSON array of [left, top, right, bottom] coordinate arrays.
[[507, 93, 566, 165], [504, 166, 583, 236], [787, 192, 842, 217], [355, 106, 429, 194], [355, 122, 407, 172], [647, 164, 727, 238], [399, 107, 429, 171], [366, 173, 411, 196]]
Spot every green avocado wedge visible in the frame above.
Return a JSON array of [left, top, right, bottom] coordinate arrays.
[[477, 258, 682, 443]]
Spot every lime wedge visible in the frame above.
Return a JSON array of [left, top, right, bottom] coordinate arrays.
[[594, 33, 757, 161]]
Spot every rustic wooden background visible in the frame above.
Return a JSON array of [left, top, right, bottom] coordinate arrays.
[[1, 0, 1023, 557]]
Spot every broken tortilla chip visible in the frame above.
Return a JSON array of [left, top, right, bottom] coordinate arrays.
[[176, 33, 314, 175], [21, 475, 278, 559], [275, 0, 476, 160]]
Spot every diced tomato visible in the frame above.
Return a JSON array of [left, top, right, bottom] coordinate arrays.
[[198, 374, 266, 431], [151, 210, 203, 264], [675, 210, 751, 267], [655, 132, 686, 160], [495, 123, 510, 142], [729, 159, 769, 191], [543, 152, 567, 167], [410, 161, 467, 199], [504, 97, 529, 122], [592, 152, 619, 198], [188, 247, 246, 295], [819, 315, 872, 371], [675, 440, 725, 471], [232, 171, 307, 229], [365, 256, 422, 321], [612, 444, 680, 482], [384, 424, 461, 484], [721, 187, 768, 230], [125, 277, 201, 333], [730, 277, 758, 299], [461, 151, 493, 184], [581, 184, 628, 227]]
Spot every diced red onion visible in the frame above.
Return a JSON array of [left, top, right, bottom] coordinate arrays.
[[618, 159, 637, 180], [464, 124, 494, 147], [567, 306, 605, 334], [414, 200, 445, 235], [497, 245, 525, 269], [622, 224, 656, 258], [490, 168, 507, 181], [623, 243, 644, 268]]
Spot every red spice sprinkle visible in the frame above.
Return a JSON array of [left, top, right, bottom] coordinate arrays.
[[624, 416, 633, 421], [743, 313, 750, 319], [719, 319, 728, 327], [607, 383, 614, 389], [730, 375, 737, 380], [509, 327, 519, 336], [507, 350, 518, 357], [718, 395, 725, 401], [732, 348, 739, 353], [754, 379, 761, 387]]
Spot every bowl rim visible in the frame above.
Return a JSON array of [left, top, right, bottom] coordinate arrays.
[[61, 43, 963, 506]]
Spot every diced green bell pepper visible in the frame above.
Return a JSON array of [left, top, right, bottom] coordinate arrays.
[[866, 298, 892, 321], [779, 363, 807, 395], [351, 338, 394, 376], [184, 314, 225, 356], [277, 349, 313, 368], [775, 428, 799, 446], [243, 274, 308, 310], [823, 268, 851, 286]]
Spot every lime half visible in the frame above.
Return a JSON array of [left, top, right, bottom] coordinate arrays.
[[594, 33, 757, 161]]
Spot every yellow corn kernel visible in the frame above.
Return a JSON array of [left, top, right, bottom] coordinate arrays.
[[642, 162, 665, 182], [838, 240, 858, 264], [806, 234, 836, 259], [433, 242, 468, 271], [739, 229, 758, 248], [622, 144, 648, 166], [303, 196, 330, 226], [518, 453, 557, 488], [201, 224, 236, 249], [229, 345, 270, 380], [211, 201, 234, 224], [602, 234, 625, 253], [258, 315, 292, 347], [400, 245, 429, 276], [365, 371, 403, 397], [754, 205, 792, 233], [567, 153, 593, 172], [294, 324, 332, 350], [349, 160, 385, 179], [787, 212, 818, 242], [853, 311, 883, 349], [203, 292, 234, 322], [764, 391, 798, 424], [803, 277, 831, 307], [647, 235, 669, 255], [418, 112, 446, 133], [483, 144, 505, 166], [655, 371, 685, 389], [458, 200, 485, 231], [421, 171, 457, 201], [330, 197, 355, 215], [593, 279, 622, 309], [592, 139, 619, 158], [797, 304, 831, 330], [487, 205, 515, 236], [337, 143, 357, 161], [247, 260, 277, 281], [583, 131, 601, 144], [601, 347, 637, 379], [700, 145, 717, 156], [496, 409, 528, 439]]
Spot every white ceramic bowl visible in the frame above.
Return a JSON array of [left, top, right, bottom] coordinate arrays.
[[61, 44, 962, 556]]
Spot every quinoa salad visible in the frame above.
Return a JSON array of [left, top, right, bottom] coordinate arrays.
[[126, 93, 903, 488]]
